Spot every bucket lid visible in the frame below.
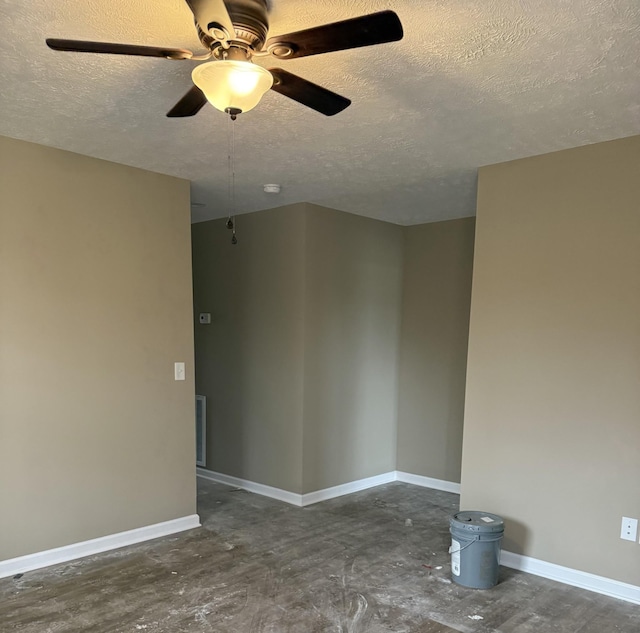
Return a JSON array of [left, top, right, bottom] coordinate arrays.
[[450, 511, 504, 533]]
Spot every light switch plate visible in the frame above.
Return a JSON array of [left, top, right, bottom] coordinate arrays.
[[174, 362, 186, 381]]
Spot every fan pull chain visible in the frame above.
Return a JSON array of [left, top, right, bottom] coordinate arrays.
[[226, 113, 238, 244], [231, 116, 237, 243]]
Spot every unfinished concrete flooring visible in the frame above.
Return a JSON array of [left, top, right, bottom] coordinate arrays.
[[1, 480, 638, 632]]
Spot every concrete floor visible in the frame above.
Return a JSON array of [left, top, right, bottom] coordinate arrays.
[[1, 479, 639, 632]]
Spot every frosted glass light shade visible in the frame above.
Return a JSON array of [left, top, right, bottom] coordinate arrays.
[[192, 60, 273, 114]]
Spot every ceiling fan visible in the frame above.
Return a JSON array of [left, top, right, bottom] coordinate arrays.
[[46, 0, 404, 119]]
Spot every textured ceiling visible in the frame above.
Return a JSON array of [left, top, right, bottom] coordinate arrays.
[[1, 0, 639, 225]]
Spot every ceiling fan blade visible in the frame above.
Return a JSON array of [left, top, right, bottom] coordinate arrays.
[[46, 38, 192, 59], [268, 69, 351, 116], [185, 0, 236, 41], [266, 10, 403, 60], [167, 86, 209, 117]]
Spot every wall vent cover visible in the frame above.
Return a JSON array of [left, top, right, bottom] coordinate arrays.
[[195, 395, 206, 467]]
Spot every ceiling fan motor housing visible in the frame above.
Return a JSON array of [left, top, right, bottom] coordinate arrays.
[[198, 0, 270, 50]]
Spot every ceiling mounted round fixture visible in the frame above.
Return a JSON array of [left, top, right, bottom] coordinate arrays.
[[263, 184, 281, 193]]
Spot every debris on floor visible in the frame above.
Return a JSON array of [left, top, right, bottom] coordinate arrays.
[[404, 519, 413, 527], [468, 615, 484, 620]]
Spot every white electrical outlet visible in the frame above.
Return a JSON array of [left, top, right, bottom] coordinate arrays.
[[620, 517, 638, 542]]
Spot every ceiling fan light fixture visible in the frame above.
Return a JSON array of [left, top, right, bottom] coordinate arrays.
[[192, 60, 273, 115]]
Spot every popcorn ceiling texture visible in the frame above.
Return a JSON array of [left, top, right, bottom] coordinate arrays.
[[1, 0, 639, 225]]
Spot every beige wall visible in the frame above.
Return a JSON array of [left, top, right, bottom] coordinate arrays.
[[0, 136, 197, 561], [192, 203, 404, 494], [302, 205, 403, 493], [461, 135, 640, 585], [191, 205, 306, 493], [396, 218, 475, 483]]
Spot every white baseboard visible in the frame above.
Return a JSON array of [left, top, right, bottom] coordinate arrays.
[[196, 467, 303, 506], [0, 514, 201, 580], [395, 470, 461, 494], [501, 550, 640, 605], [197, 468, 397, 507], [196, 468, 459, 507], [301, 471, 397, 506]]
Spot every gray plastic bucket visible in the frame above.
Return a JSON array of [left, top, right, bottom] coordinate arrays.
[[449, 511, 504, 589]]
